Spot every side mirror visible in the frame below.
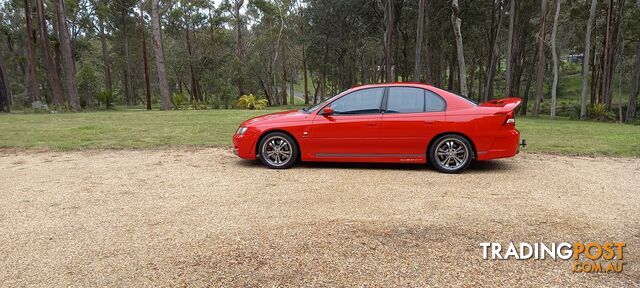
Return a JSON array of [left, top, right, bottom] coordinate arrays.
[[322, 107, 334, 116]]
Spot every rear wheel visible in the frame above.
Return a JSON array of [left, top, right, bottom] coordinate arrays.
[[258, 132, 298, 169], [429, 134, 473, 173]]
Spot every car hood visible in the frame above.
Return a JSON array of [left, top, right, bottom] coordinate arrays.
[[241, 110, 308, 126]]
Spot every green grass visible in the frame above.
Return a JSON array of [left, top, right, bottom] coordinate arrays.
[[0, 109, 272, 150], [1, 109, 638, 156], [517, 116, 640, 157]]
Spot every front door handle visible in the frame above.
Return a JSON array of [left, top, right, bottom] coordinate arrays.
[[365, 123, 377, 127]]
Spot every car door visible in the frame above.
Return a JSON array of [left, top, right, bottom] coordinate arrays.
[[381, 87, 447, 157], [309, 87, 385, 158]]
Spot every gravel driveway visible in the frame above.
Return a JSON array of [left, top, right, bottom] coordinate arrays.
[[1, 149, 638, 287]]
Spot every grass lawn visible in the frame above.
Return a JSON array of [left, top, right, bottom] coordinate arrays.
[[517, 117, 639, 157], [1, 109, 638, 156]]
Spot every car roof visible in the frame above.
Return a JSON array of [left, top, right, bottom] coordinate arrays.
[[350, 82, 431, 90]]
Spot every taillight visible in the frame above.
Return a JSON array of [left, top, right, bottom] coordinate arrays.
[[504, 111, 515, 126]]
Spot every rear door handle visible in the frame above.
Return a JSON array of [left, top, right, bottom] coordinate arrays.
[[424, 121, 435, 125], [365, 123, 377, 127]]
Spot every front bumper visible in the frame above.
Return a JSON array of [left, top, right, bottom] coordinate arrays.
[[232, 132, 258, 160]]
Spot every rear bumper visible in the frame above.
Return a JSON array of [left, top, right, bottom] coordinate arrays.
[[476, 129, 521, 160]]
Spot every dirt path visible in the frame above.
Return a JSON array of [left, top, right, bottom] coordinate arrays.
[[1, 149, 638, 287]]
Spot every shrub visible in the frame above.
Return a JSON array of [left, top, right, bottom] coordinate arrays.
[[95, 89, 115, 109], [236, 94, 268, 110], [171, 92, 188, 110], [589, 103, 616, 121]]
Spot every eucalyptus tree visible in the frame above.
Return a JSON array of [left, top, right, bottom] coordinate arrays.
[[55, 0, 81, 110], [150, 0, 171, 110]]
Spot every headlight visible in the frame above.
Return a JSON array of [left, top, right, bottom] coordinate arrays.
[[236, 127, 248, 135]]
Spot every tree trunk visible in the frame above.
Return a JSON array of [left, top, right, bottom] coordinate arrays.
[[98, 17, 112, 93], [35, 0, 65, 107], [55, 0, 80, 110], [281, 45, 288, 105], [234, 0, 245, 97], [383, 0, 395, 82], [140, 3, 152, 110], [580, 0, 598, 119], [627, 40, 640, 123], [299, 6, 309, 104], [122, 8, 134, 106], [601, 0, 625, 110], [550, 0, 561, 119], [590, 30, 598, 106], [532, 0, 548, 117], [505, 0, 516, 95], [24, 0, 41, 103], [469, 60, 476, 97], [413, 0, 426, 81], [0, 54, 11, 112], [302, 46, 309, 104], [150, 0, 171, 110], [451, 0, 467, 95], [484, 3, 503, 102], [186, 21, 199, 102]]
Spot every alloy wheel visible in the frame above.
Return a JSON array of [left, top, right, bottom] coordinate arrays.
[[435, 137, 470, 171], [262, 136, 293, 167]]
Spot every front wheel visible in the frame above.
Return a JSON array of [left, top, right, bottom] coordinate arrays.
[[429, 135, 473, 173], [258, 132, 298, 169]]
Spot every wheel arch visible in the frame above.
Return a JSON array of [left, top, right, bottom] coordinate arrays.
[[427, 132, 477, 159], [255, 129, 302, 160]]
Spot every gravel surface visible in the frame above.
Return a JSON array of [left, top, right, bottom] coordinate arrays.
[[0, 148, 638, 287]]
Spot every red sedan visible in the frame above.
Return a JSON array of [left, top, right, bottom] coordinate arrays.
[[233, 82, 524, 173]]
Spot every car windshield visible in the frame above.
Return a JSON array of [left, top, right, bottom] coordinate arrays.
[[301, 91, 347, 113]]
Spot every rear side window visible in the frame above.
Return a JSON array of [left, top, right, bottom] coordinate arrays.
[[386, 87, 425, 113], [425, 90, 446, 112], [330, 88, 384, 115]]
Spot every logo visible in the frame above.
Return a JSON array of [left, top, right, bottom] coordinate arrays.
[[480, 242, 626, 273]]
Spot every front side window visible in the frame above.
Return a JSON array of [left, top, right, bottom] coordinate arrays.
[[386, 87, 425, 113], [329, 88, 384, 115]]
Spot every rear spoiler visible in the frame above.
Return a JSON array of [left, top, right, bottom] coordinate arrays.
[[479, 97, 522, 114]]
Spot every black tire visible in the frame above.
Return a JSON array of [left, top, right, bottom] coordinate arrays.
[[258, 132, 298, 169], [428, 134, 473, 173]]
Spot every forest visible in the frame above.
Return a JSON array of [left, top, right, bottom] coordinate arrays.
[[0, 0, 639, 123]]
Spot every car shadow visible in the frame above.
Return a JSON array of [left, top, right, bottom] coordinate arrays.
[[235, 159, 515, 173]]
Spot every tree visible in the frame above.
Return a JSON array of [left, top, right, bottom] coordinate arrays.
[[35, 0, 65, 108], [532, 0, 548, 117], [598, 0, 625, 109], [140, 1, 152, 110], [96, 0, 112, 93], [55, 0, 80, 110], [151, 0, 171, 110], [413, 0, 426, 81], [233, 0, 245, 97], [23, 0, 40, 103], [296, 2, 309, 104], [0, 54, 10, 112], [121, 6, 135, 106], [550, 0, 561, 119], [505, 0, 516, 95], [484, 2, 504, 102], [451, 0, 467, 95], [580, 0, 598, 119], [383, 0, 395, 82], [627, 1, 640, 123]]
